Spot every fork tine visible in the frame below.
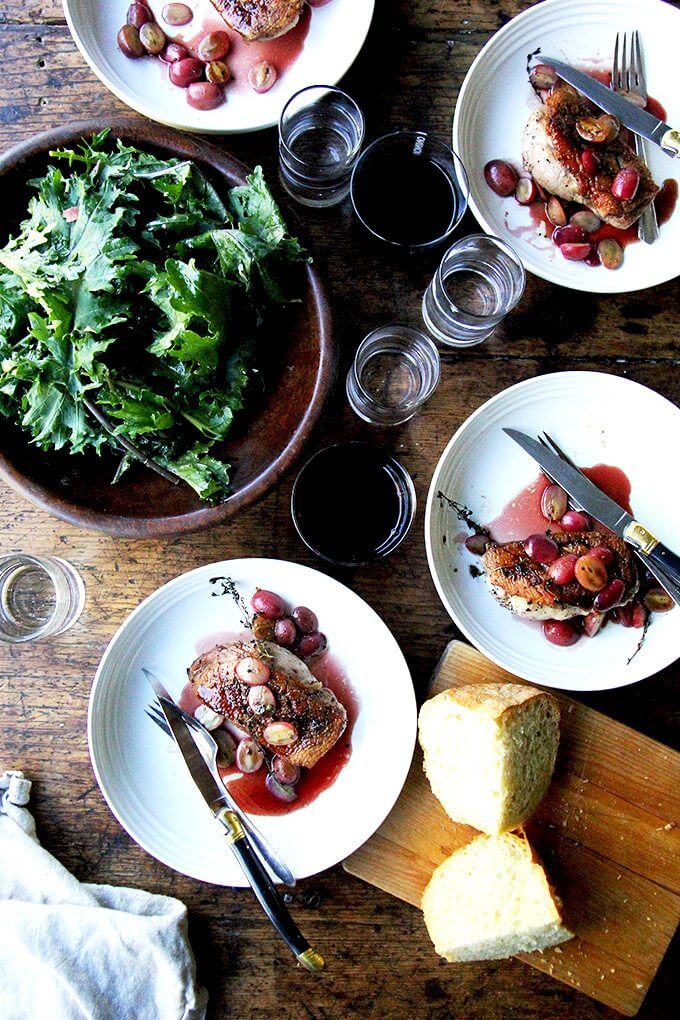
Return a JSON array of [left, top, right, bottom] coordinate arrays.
[[145, 707, 172, 737], [622, 32, 630, 92], [612, 32, 620, 90], [541, 432, 580, 471]]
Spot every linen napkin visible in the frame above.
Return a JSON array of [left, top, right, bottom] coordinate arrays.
[[0, 770, 207, 1020]]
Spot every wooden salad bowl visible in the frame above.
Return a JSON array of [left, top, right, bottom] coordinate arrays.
[[0, 120, 335, 537]]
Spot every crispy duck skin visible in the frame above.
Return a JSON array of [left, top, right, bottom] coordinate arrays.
[[189, 640, 347, 768], [522, 84, 659, 229], [210, 0, 303, 41], [483, 530, 638, 620]]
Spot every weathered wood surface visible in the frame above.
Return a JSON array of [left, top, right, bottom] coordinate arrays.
[[0, 1, 679, 1017]]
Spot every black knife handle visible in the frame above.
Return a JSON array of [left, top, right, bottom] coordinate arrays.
[[647, 543, 680, 594], [217, 808, 324, 972]]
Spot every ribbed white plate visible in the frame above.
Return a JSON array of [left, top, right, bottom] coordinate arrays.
[[425, 372, 680, 691], [453, 0, 680, 293], [63, 0, 374, 134], [89, 558, 415, 885]]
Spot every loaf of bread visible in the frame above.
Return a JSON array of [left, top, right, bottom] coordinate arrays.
[[418, 682, 560, 835], [421, 831, 573, 962]]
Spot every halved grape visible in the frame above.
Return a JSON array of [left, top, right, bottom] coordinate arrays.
[[583, 611, 606, 638], [514, 177, 537, 205], [235, 656, 271, 686], [570, 209, 601, 233], [236, 738, 263, 773], [574, 554, 608, 592], [465, 533, 489, 555], [644, 587, 674, 613], [247, 685, 276, 713], [546, 196, 567, 226], [597, 238, 624, 271], [265, 773, 298, 803], [272, 755, 301, 785], [263, 721, 299, 746], [529, 63, 558, 90], [541, 483, 568, 521], [523, 533, 559, 565]]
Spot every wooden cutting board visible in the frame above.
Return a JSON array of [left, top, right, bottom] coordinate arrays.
[[343, 641, 680, 1015]]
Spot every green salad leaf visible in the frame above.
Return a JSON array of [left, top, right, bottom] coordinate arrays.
[[0, 131, 308, 500]]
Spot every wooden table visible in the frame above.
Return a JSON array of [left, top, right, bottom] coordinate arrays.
[[0, 2, 678, 1016]]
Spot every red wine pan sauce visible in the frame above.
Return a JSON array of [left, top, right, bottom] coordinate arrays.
[[179, 649, 358, 817], [487, 464, 632, 543]]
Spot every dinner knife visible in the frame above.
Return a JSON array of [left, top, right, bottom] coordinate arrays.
[[146, 676, 324, 972], [503, 428, 680, 603], [539, 57, 680, 158]]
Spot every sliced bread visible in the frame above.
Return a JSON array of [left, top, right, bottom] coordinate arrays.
[[421, 831, 573, 962], [418, 682, 560, 835]]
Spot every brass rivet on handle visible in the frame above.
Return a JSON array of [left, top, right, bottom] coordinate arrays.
[[298, 948, 325, 972]]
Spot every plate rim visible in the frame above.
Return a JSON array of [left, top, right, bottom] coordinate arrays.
[[88, 556, 417, 885], [424, 370, 680, 691], [62, 0, 376, 136], [452, 0, 680, 294]]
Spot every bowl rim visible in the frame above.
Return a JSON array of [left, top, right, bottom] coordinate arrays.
[[0, 119, 336, 537]]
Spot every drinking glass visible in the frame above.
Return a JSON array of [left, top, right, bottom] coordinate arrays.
[[279, 86, 365, 207], [346, 325, 441, 425], [291, 443, 416, 567], [350, 131, 469, 249], [422, 234, 525, 346], [0, 554, 85, 643]]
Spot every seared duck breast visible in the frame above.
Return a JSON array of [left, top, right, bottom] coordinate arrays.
[[189, 640, 346, 768], [483, 530, 638, 620], [522, 84, 659, 229], [210, 0, 303, 41]]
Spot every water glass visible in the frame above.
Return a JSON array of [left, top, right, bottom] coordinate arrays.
[[279, 86, 364, 207], [346, 325, 441, 425], [0, 554, 85, 643], [422, 234, 526, 346]]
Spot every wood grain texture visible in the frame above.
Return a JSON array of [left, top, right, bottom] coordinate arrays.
[[344, 641, 680, 1015], [0, 1, 679, 1017]]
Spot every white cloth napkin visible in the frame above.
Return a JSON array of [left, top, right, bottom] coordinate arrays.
[[0, 771, 207, 1020]]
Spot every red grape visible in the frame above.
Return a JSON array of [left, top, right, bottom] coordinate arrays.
[[583, 611, 605, 638], [265, 773, 298, 802], [570, 209, 601, 233], [465, 533, 489, 555], [248, 60, 277, 93], [611, 167, 640, 201], [590, 544, 615, 567], [546, 196, 567, 226], [236, 739, 263, 773], [529, 63, 558, 89], [552, 225, 586, 246], [523, 533, 559, 565], [297, 631, 328, 658], [541, 483, 568, 521], [160, 42, 188, 63], [251, 589, 286, 620], [559, 510, 591, 532], [127, 3, 152, 29], [644, 587, 674, 613], [483, 160, 518, 197], [117, 25, 145, 58], [574, 553, 608, 592], [274, 617, 298, 647], [630, 602, 647, 628], [272, 755, 300, 785], [169, 57, 204, 87], [597, 238, 624, 271], [543, 620, 581, 646], [235, 656, 271, 686], [197, 31, 230, 62], [560, 242, 593, 261], [548, 553, 578, 585], [514, 177, 537, 205], [263, 721, 299, 746], [593, 578, 625, 611], [187, 82, 224, 110], [581, 149, 600, 175], [247, 685, 276, 712], [163, 3, 193, 26], [292, 606, 318, 634], [139, 22, 166, 55]]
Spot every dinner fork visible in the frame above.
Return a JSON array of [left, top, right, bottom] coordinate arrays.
[[145, 701, 296, 887], [612, 31, 659, 244], [539, 433, 680, 606]]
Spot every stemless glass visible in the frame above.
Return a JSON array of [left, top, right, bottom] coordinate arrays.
[[278, 86, 365, 207], [422, 234, 526, 346], [0, 554, 85, 643], [291, 443, 416, 567], [346, 325, 441, 425], [350, 131, 469, 249]]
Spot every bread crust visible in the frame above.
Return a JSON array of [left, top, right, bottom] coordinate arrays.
[[424, 682, 560, 724]]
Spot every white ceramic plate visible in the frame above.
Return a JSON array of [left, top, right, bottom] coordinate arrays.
[[89, 558, 415, 885], [453, 0, 680, 293], [425, 372, 680, 691], [63, 1, 374, 134]]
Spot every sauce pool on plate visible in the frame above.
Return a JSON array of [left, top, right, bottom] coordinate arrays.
[[179, 643, 359, 816]]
